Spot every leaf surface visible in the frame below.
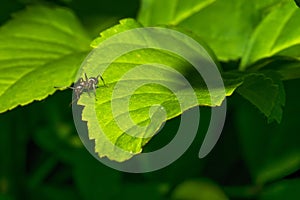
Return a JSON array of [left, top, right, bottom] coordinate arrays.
[[138, 0, 281, 61], [78, 19, 242, 161], [0, 6, 91, 113], [241, 0, 300, 68], [236, 72, 285, 123]]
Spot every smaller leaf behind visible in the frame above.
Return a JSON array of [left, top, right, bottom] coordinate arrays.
[[236, 72, 285, 123]]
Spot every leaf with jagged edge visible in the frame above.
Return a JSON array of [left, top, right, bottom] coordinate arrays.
[[78, 19, 242, 162], [0, 6, 91, 113], [237, 72, 285, 123]]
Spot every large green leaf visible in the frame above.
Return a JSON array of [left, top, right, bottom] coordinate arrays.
[[241, 0, 300, 69], [0, 6, 91, 113], [138, 0, 280, 61], [77, 19, 242, 162]]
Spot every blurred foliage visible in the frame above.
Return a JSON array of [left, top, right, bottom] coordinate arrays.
[[0, 0, 299, 200]]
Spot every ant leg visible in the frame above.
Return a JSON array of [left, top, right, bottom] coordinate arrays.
[[97, 75, 107, 87], [91, 83, 99, 101], [54, 86, 73, 90], [69, 90, 81, 106], [86, 89, 91, 97], [69, 97, 78, 107], [92, 84, 97, 96]]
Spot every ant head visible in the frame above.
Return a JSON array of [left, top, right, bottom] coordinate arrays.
[[89, 76, 99, 85]]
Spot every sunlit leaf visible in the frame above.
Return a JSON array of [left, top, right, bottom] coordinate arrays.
[[78, 19, 242, 162]]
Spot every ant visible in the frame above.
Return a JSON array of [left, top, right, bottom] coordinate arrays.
[[71, 73, 106, 100], [56, 73, 106, 105]]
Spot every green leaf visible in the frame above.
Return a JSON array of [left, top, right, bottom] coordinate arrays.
[[237, 72, 285, 123], [244, 56, 300, 81], [78, 19, 242, 162], [138, 0, 280, 61], [295, 0, 300, 7], [236, 79, 300, 184], [275, 61, 300, 81], [137, 0, 216, 26], [171, 179, 229, 200], [241, 0, 300, 69], [0, 6, 91, 113], [90, 18, 142, 47], [260, 179, 300, 200]]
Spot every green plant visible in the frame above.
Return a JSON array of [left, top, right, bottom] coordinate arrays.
[[1, 0, 299, 199]]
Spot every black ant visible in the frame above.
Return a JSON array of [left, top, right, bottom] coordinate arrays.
[[71, 73, 105, 99], [56, 73, 106, 105]]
